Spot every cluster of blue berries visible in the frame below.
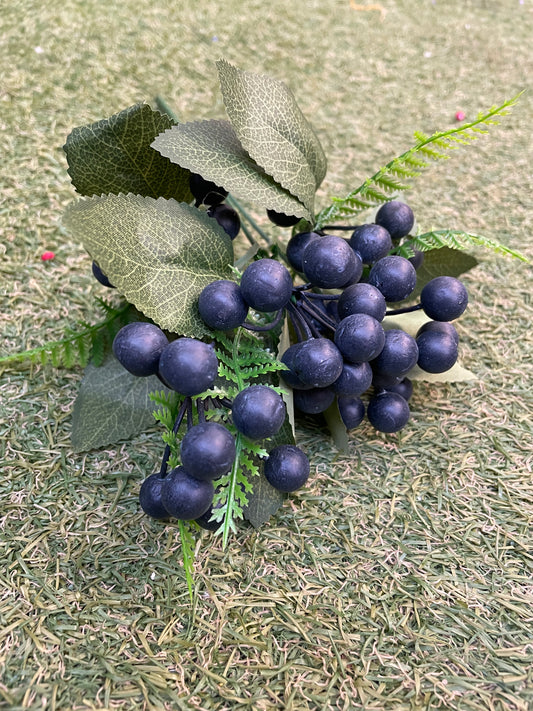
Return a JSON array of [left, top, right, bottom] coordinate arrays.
[[100, 189, 468, 531]]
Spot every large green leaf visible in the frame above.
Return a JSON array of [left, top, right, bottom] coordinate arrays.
[[63, 194, 234, 337], [64, 103, 193, 202], [71, 354, 168, 452], [217, 60, 327, 215], [152, 119, 311, 221]]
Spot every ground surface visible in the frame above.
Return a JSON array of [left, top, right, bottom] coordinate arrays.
[[1, 1, 532, 709]]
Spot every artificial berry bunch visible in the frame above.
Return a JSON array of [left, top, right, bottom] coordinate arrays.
[[48, 61, 525, 588]]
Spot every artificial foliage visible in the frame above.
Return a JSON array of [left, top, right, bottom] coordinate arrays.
[[2, 60, 527, 599]]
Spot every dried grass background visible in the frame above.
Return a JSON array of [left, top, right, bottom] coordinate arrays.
[[1, 1, 532, 709]]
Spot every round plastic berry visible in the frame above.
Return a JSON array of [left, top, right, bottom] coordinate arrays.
[[198, 280, 249, 331], [280, 342, 313, 390], [409, 250, 424, 270], [292, 338, 344, 388], [113, 322, 169, 377], [302, 235, 362, 289], [334, 314, 386, 363], [333, 361, 373, 396], [195, 503, 221, 531], [267, 209, 300, 227], [293, 387, 335, 414], [375, 201, 415, 240], [139, 473, 169, 519], [160, 466, 214, 520], [232, 385, 286, 440], [240, 258, 293, 313], [372, 329, 419, 377], [286, 231, 320, 272], [416, 331, 458, 374], [368, 255, 417, 302], [337, 396, 366, 430], [180, 422, 236, 481], [382, 377, 414, 401], [367, 392, 410, 433], [158, 338, 218, 396], [349, 224, 392, 264], [337, 283, 387, 322], [264, 445, 310, 492], [92, 261, 115, 288], [207, 204, 241, 239], [189, 173, 228, 207], [420, 276, 468, 321], [416, 320, 459, 346]]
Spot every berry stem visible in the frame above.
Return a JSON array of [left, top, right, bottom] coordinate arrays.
[[298, 293, 338, 330], [287, 302, 313, 341], [158, 396, 190, 477], [385, 303, 424, 316], [242, 308, 284, 332], [319, 225, 356, 231]]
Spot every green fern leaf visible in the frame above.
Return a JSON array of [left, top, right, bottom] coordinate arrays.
[[0, 301, 133, 370], [315, 93, 523, 229], [399, 230, 529, 262]]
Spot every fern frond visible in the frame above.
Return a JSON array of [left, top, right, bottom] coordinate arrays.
[[315, 92, 523, 229], [398, 230, 529, 262], [0, 301, 133, 370]]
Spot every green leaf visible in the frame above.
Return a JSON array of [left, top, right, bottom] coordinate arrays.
[[323, 401, 350, 453], [408, 362, 477, 383], [216, 60, 327, 215], [242, 471, 285, 529], [71, 353, 169, 452], [64, 103, 193, 202], [242, 415, 294, 529], [63, 194, 234, 337], [315, 93, 522, 228], [152, 119, 311, 221], [407, 246, 478, 299]]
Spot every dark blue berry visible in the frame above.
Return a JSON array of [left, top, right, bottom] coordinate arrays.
[[264, 445, 310, 492], [420, 277, 468, 321], [158, 338, 218, 396], [198, 280, 248, 331], [232, 385, 286, 440], [367, 392, 410, 433], [375, 201, 415, 240], [113, 322, 169, 377]]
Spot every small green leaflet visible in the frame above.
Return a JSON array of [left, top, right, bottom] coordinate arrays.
[[216, 60, 327, 215], [64, 103, 192, 202], [404, 246, 478, 300], [63, 194, 234, 337], [152, 119, 311, 221], [71, 353, 169, 452]]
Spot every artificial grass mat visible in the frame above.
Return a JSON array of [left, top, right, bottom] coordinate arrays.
[[1, 1, 532, 709]]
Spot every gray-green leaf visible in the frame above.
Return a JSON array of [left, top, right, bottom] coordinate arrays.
[[243, 415, 295, 528], [64, 103, 193, 202], [152, 119, 310, 220], [217, 60, 327, 215], [71, 354, 167, 452], [63, 194, 234, 337]]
